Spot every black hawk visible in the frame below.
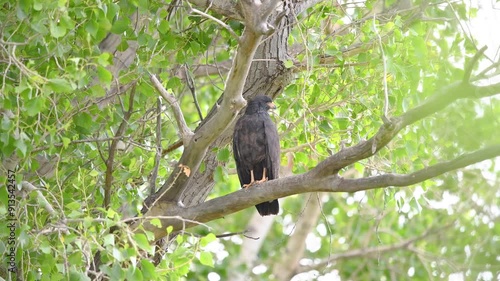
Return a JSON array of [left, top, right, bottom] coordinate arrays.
[[233, 95, 280, 216]]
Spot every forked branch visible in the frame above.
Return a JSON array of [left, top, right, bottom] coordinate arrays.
[[150, 74, 194, 145]]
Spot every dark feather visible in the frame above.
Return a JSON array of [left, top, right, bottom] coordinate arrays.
[[233, 95, 280, 216]]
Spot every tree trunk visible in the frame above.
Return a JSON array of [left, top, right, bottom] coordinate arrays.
[[228, 213, 276, 281], [273, 193, 325, 280]]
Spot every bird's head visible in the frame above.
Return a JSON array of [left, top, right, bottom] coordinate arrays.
[[245, 95, 276, 114]]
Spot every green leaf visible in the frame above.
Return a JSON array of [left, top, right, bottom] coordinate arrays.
[[69, 269, 91, 281], [111, 18, 130, 34], [284, 60, 294, 68], [213, 166, 226, 183], [97, 66, 112, 84], [33, 0, 43, 11], [15, 140, 27, 157], [166, 77, 181, 89], [199, 252, 214, 267], [412, 36, 427, 59], [103, 234, 115, 246], [106, 208, 117, 219], [216, 147, 230, 162], [40, 240, 52, 254], [112, 247, 124, 262], [66, 201, 81, 210], [85, 19, 99, 38], [49, 21, 67, 38], [134, 233, 154, 254], [97, 53, 112, 67], [126, 267, 143, 281], [166, 225, 173, 234], [158, 20, 170, 34], [140, 260, 158, 279], [150, 218, 162, 228], [200, 233, 216, 247], [24, 97, 46, 116], [62, 137, 71, 149], [176, 234, 183, 244], [48, 78, 73, 93]]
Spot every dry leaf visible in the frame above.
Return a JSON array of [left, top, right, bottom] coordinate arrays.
[[178, 164, 191, 177]]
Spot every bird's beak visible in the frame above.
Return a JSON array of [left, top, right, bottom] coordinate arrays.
[[267, 102, 276, 109]]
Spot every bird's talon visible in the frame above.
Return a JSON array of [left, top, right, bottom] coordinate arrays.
[[243, 182, 255, 188]]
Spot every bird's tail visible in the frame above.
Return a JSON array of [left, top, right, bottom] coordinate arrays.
[[255, 200, 279, 216]]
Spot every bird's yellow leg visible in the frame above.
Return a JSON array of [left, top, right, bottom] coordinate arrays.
[[256, 168, 268, 183], [243, 170, 256, 188]]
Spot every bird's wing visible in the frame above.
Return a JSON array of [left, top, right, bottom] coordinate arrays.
[[233, 117, 251, 185], [264, 116, 280, 180]]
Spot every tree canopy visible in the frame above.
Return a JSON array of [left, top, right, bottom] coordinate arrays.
[[1, 0, 499, 280]]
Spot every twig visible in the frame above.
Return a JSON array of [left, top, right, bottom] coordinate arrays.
[[21, 181, 57, 216], [150, 97, 162, 194], [373, 15, 390, 123], [149, 74, 194, 145], [103, 84, 136, 209], [185, 230, 259, 240], [218, 231, 259, 240], [184, 65, 204, 121], [188, 7, 240, 41], [475, 61, 500, 81], [463, 46, 487, 84], [162, 139, 183, 156], [31, 136, 127, 152]]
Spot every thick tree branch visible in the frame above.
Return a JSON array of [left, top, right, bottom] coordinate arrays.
[[338, 145, 500, 191], [136, 144, 500, 240], [239, 0, 280, 35], [311, 80, 500, 177], [142, 0, 286, 212]]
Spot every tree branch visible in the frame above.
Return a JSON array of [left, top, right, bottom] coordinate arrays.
[[297, 223, 452, 273], [338, 145, 500, 191], [21, 181, 57, 216], [189, 7, 240, 41], [239, 0, 281, 35], [104, 85, 136, 209], [150, 74, 194, 145], [311, 80, 500, 177], [463, 46, 487, 84], [188, 0, 242, 21], [150, 98, 162, 194], [137, 144, 500, 240]]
